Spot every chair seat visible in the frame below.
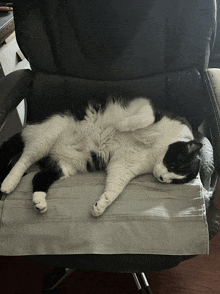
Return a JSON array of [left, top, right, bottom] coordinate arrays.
[[0, 169, 210, 256]]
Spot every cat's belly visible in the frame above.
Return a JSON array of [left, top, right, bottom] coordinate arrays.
[[48, 113, 153, 177], [49, 122, 119, 175]]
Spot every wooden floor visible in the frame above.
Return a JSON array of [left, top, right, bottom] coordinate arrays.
[[0, 185, 220, 294]]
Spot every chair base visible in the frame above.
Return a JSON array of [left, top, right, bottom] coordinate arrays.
[[42, 268, 153, 293], [42, 267, 75, 291], [132, 273, 153, 294]]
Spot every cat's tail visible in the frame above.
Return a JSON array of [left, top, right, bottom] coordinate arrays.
[[0, 133, 24, 184]]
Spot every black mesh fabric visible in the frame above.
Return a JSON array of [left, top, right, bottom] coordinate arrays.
[[12, 0, 217, 127], [27, 69, 213, 130], [13, 0, 216, 80]]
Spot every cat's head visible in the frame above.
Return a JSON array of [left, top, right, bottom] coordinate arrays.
[[153, 140, 202, 184]]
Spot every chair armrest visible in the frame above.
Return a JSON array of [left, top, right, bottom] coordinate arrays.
[[204, 68, 220, 175], [0, 69, 33, 130]]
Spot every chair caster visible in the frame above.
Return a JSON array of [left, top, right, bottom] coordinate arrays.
[[42, 267, 75, 291], [132, 273, 153, 294], [43, 267, 67, 290]]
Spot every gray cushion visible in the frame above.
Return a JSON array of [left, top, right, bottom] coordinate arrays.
[[0, 171, 209, 256], [0, 128, 214, 258]]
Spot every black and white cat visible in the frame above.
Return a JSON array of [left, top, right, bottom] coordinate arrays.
[[0, 97, 202, 216]]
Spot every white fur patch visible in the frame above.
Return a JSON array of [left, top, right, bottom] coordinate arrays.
[[116, 98, 155, 131], [153, 162, 186, 183], [91, 191, 114, 217], [33, 192, 47, 213]]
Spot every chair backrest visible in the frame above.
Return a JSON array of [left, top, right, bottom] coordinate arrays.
[[13, 0, 217, 127], [14, 0, 216, 79], [209, 0, 220, 67]]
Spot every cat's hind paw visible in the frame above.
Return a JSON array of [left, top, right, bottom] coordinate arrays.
[[33, 192, 47, 213]]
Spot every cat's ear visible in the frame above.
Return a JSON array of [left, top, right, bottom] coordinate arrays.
[[187, 140, 203, 154]]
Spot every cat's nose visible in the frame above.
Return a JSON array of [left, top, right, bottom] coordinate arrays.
[[159, 176, 163, 181]]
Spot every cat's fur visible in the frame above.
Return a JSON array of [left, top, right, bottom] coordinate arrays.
[[0, 97, 202, 216]]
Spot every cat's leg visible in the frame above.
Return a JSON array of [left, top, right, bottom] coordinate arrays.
[[91, 162, 142, 217], [1, 145, 55, 195], [1, 153, 36, 194], [117, 114, 155, 132], [1, 115, 70, 194], [116, 101, 155, 132], [32, 168, 62, 213]]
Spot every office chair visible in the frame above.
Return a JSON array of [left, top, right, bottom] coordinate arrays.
[[0, 1, 220, 293]]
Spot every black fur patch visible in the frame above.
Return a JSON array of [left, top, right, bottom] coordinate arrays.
[[163, 141, 201, 184], [73, 97, 108, 121], [70, 93, 130, 121], [37, 156, 63, 176], [86, 152, 107, 172], [0, 133, 24, 165], [33, 156, 63, 193], [152, 103, 192, 128], [153, 109, 163, 123]]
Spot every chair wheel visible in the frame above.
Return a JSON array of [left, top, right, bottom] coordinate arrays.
[[42, 267, 67, 290]]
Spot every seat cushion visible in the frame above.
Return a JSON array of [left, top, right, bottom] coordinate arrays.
[[0, 132, 214, 256], [0, 170, 209, 256]]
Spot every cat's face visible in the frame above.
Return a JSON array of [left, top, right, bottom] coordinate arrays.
[[153, 140, 202, 184]]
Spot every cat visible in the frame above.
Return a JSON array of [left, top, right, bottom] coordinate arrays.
[[0, 97, 202, 217]]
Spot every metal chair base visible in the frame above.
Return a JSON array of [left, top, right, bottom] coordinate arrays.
[[42, 267, 153, 293]]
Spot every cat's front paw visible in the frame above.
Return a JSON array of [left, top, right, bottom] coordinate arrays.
[[33, 192, 47, 213], [91, 192, 114, 217], [91, 201, 106, 217], [1, 177, 17, 194]]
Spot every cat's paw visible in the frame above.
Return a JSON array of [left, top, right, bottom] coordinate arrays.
[[1, 177, 17, 194], [91, 192, 113, 217], [33, 192, 47, 213], [91, 201, 106, 217]]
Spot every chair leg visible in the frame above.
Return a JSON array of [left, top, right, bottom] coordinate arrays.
[[140, 273, 153, 294], [132, 273, 143, 293], [132, 273, 153, 294], [42, 267, 76, 291], [43, 268, 153, 293]]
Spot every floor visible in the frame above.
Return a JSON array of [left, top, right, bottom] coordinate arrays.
[[0, 185, 220, 294]]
